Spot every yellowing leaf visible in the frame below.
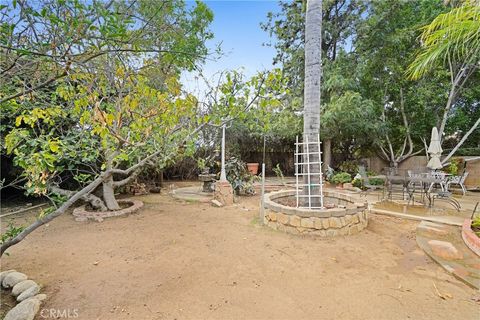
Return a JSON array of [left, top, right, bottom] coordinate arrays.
[[49, 140, 60, 153], [105, 113, 115, 126]]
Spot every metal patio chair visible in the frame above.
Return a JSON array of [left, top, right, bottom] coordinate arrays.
[[358, 165, 384, 197], [446, 171, 469, 195]]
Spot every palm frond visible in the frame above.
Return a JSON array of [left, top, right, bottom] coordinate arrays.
[[407, 1, 480, 79]]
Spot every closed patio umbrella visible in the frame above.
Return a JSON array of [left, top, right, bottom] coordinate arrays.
[[427, 127, 443, 170]]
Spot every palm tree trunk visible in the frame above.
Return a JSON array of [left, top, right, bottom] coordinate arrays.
[[303, 0, 323, 207]]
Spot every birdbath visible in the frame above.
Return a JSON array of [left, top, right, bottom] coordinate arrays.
[[198, 168, 216, 193]]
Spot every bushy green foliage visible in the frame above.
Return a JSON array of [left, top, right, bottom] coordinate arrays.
[[225, 157, 260, 195], [1, 224, 25, 245], [331, 172, 352, 185], [352, 178, 363, 189], [445, 161, 459, 176], [472, 217, 480, 237], [368, 178, 385, 186]]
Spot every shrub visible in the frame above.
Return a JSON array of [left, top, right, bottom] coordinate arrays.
[[352, 178, 363, 189], [369, 178, 385, 186], [444, 158, 463, 175], [472, 216, 480, 237], [331, 172, 352, 185], [225, 157, 260, 195]]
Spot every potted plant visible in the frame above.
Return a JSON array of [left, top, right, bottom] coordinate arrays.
[[246, 162, 260, 175], [331, 172, 352, 189]]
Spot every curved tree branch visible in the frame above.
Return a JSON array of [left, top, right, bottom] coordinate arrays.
[[1, 175, 105, 256]]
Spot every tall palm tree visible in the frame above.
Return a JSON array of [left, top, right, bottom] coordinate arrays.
[[303, 0, 323, 207]]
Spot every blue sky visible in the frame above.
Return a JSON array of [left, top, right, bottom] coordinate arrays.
[[183, 0, 281, 92]]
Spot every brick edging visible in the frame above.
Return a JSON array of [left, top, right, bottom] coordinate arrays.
[[462, 219, 480, 257]]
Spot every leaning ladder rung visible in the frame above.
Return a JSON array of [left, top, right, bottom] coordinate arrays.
[[296, 162, 322, 165], [294, 152, 322, 156], [296, 195, 324, 198], [294, 133, 324, 209], [295, 142, 323, 145], [295, 151, 323, 156], [298, 206, 324, 209]]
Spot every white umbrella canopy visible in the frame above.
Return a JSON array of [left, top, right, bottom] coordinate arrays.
[[427, 127, 443, 170]]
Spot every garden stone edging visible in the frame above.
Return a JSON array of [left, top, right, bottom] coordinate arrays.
[[0, 269, 46, 320], [462, 219, 480, 257], [2, 272, 27, 288], [72, 198, 144, 222], [263, 190, 368, 236]]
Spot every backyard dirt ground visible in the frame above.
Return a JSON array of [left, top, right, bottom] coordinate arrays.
[[1, 187, 479, 320]]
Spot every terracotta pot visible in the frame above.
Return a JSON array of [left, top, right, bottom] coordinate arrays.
[[246, 163, 259, 175]]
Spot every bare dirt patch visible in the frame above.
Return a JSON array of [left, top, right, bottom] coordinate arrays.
[[1, 191, 478, 320]]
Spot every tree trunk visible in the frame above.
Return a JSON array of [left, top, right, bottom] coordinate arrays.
[[303, 0, 323, 207], [391, 160, 398, 172], [159, 170, 164, 188], [102, 175, 120, 210], [323, 139, 331, 172], [1, 121, 211, 256]]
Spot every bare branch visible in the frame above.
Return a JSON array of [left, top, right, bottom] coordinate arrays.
[[442, 116, 480, 164]]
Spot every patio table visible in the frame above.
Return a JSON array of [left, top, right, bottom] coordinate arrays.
[[384, 175, 460, 210], [385, 175, 444, 204]]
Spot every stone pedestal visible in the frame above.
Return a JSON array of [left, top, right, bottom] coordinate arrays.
[[198, 173, 216, 193], [214, 181, 234, 206]]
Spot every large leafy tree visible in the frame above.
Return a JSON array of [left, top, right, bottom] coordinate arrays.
[[262, 0, 366, 96], [0, 0, 215, 255], [263, 0, 479, 169], [353, 0, 447, 168]]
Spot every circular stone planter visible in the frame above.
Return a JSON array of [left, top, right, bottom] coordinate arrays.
[[263, 190, 368, 236], [73, 199, 144, 222], [461, 219, 480, 257]]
